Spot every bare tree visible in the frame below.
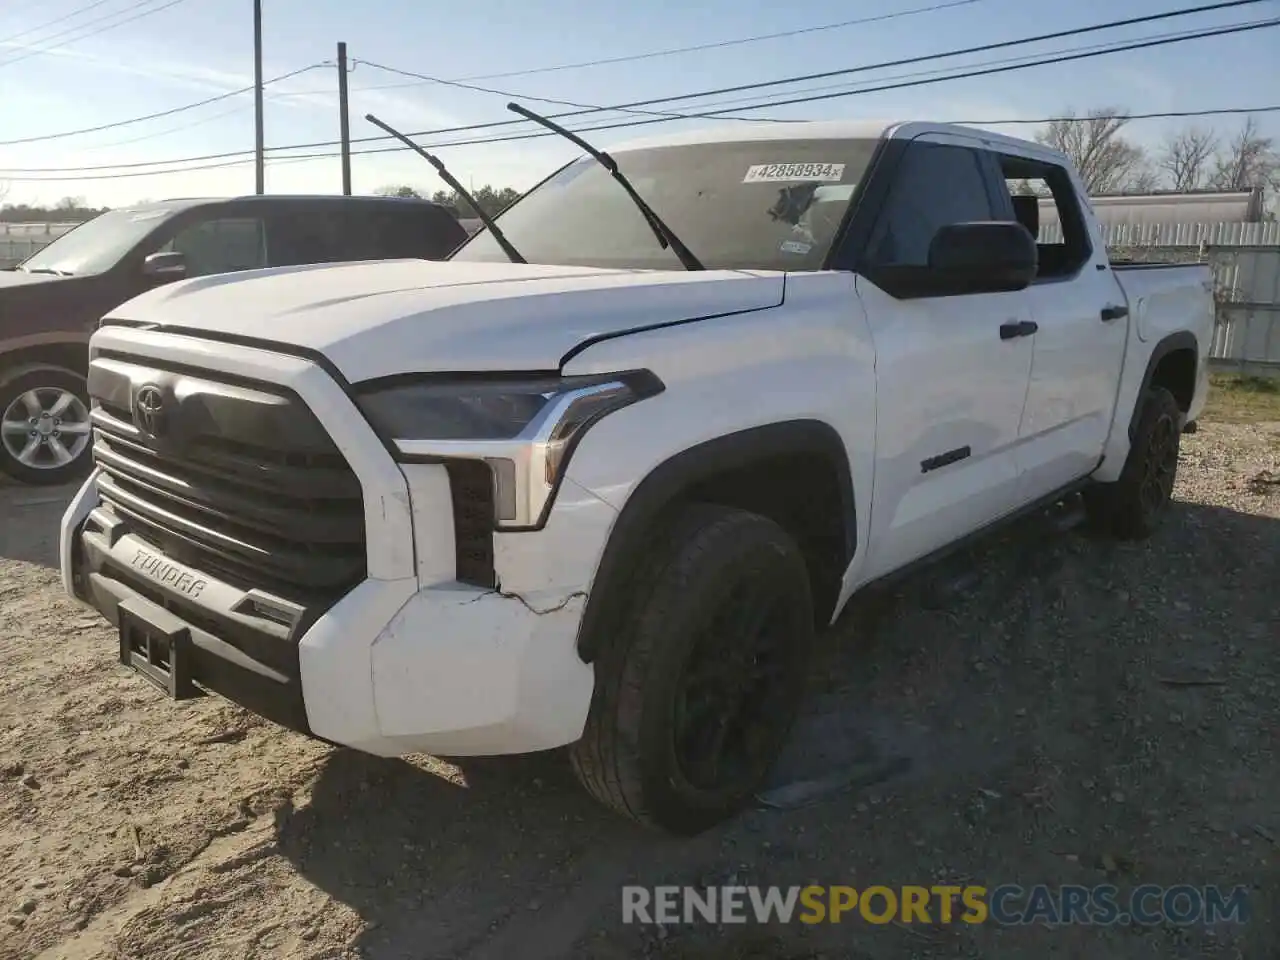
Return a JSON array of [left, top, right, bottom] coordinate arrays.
[[1208, 116, 1279, 193], [1157, 126, 1218, 191], [1125, 168, 1161, 194], [1035, 107, 1147, 193]]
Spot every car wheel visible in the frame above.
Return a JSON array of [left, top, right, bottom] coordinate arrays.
[[0, 365, 94, 486], [570, 503, 815, 835], [1084, 385, 1182, 540]]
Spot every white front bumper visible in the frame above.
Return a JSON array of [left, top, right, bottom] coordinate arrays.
[[60, 326, 609, 757]]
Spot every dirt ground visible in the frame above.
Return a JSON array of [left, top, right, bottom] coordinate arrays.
[[1, 418, 1277, 960]]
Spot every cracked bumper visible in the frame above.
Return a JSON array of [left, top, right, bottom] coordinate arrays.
[[62, 470, 607, 757], [57, 325, 616, 759]]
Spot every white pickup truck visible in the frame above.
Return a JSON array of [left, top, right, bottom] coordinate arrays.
[[60, 119, 1213, 834]]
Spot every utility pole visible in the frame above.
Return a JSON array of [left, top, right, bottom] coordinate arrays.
[[253, 0, 265, 194], [337, 42, 351, 195]]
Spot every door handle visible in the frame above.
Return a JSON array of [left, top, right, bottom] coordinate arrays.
[[1101, 304, 1128, 321], [999, 320, 1038, 340]]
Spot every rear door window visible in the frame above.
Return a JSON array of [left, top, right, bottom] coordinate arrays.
[[265, 208, 348, 266], [264, 204, 468, 266], [384, 207, 466, 259], [339, 206, 466, 261], [997, 156, 1095, 280]]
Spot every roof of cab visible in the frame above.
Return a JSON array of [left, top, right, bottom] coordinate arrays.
[[606, 118, 1069, 166]]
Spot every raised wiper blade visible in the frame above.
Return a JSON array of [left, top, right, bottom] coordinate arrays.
[[23, 267, 67, 276], [364, 113, 527, 266], [506, 101, 704, 271]]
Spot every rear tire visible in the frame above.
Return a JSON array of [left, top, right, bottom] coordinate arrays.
[[1084, 386, 1182, 540], [569, 503, 815, 835]]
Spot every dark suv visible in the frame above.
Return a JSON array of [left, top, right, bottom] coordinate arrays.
[[0, 194, 466, 485]]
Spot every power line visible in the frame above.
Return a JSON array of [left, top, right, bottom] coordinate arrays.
[[0, 0, 119, 46], [675, 16, 1280, 117], [10, 103, 1280, 183], [4, 0, 1262, 157], [352, 59, 786, 124], [231, 20, 1280, 157], [79, 103, 249, 149], [4, 13, 1277, 178], [460, 0, 983, 81], [457, 0, 1277, 123], [575, 19, 1244, 120], [279, 0, 1280, 156], [273, 0, 985, 98], [0, 0, 195, 70], [0, 62, 328, 146], [0, 0, 982, 147], [323, 0, 987, 98], [356, 15, 1224, 128], [278, 0, 1279, 143], [613, 23, 1144, 116], [8, 92, 1278, 181], [971, 105, 1280, 124], [3, 0, 1266, 163]]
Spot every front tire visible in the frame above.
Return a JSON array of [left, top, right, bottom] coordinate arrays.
[[1084, 385, 1182, 540], [0, 365, 94, 486], [570, 504, 815, 835]]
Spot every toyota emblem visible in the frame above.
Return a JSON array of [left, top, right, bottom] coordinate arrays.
[[134, 385, 167, 438]]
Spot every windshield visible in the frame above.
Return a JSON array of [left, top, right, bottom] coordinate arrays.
[[18, 207, 174, 276], [450, 138, 881, 272]]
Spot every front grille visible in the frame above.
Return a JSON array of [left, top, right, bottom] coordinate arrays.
[[88, 354, 366, 602], [444, 460, 495, 588]]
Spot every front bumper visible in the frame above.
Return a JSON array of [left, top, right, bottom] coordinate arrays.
[[60, 326, 607, 757]]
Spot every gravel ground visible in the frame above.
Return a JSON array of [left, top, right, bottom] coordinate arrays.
[[1, 420, 1277, 960]]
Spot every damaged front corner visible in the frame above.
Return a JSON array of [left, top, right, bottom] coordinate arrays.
[[371, 580, 594, 751], [494, 588, 588, 616], [461, 584, 588, 616]]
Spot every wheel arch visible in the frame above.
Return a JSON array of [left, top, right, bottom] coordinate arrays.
[[574, 419, 857, 663], [0, 335, 92, 384], [1128, 330, 1198, 440]]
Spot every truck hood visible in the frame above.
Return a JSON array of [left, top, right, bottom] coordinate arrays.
[[0, 269, 65, 288], [0, 270, 110, 348], [106, 259, 785, 382]]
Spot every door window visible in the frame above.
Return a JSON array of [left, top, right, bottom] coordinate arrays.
[[359, 207, 465, 260], [165, 217, 267, 276], [328, 209, 407, 261], [268, 206, 467, 265], [866, 142, 996, 268], [998, 155, 1094, 280], [266, 209, 348, 266]]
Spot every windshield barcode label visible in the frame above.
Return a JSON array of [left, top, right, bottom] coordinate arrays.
[[743, 163, 846, 183]]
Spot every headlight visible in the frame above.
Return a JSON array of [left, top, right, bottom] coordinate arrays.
[[355, 370, 663, 529]]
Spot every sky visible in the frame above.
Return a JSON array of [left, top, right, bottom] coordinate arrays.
[[0, 0, 1277, 208]]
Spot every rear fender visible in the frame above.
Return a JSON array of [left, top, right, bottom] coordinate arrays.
[[1094, 330, 1198, 483]]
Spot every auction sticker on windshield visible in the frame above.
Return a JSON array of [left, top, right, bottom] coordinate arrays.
[[743, 163, 846, 183]]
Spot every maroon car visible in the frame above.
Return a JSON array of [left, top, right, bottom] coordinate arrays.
[[0, 194, 466, 485]]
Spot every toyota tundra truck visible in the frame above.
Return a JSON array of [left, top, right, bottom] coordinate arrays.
[[59, 119, 1214, 835]]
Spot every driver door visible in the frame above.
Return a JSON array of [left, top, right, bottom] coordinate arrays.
[[854, 137, 1036, 581], [160, 215, 268, 277], [131, 210, 269, 296]]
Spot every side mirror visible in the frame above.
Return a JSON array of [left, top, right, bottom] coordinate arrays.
[[866, 221, 1038, 299], [142, 251, 187, 282], [925, 221, 1038, 294]]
